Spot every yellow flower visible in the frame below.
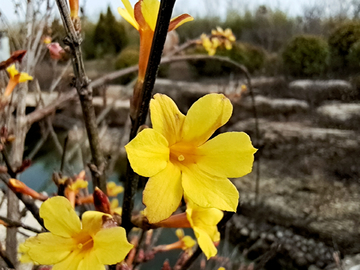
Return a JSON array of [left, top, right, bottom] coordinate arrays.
[[125, 93, 257, 223], [107, 182, 124, 197], [110, 199, 123, 215], [4, 65, 33, 97], [153, 229, 196, 254], [118, 0, 193, 81], [19, 196, 133, 269], [186, 200, 223, 259]]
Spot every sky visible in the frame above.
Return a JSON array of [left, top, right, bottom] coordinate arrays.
[[0, 0, 313, 24]]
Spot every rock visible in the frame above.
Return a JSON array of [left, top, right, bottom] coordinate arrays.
[[316, 102, 360, 129], [288, 80, 356, 106]]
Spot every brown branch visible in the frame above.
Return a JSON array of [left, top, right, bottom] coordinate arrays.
[[0, 215, 42, 233], [55, 0, 107, 193], [0, 174, 44, 228], [26, 89, 77, 126], [0, 241, 15, 269]]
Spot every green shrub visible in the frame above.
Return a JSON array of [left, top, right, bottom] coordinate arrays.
[[328, 22, 360, 70], [282, 35, 329, 77], [114, 46, 139, 84], [347, 40, 360, 70], [187, 42, 266, 77]]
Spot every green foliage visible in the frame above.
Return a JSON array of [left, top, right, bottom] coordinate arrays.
[[348, 40, 360, 70], [175, 16, 221, 43], [187, 42, 266, 76], [328, 21, 360, 70], [114, 46, 139, 84], [81, 20, 97, 59], [93, 7, 128, 58], [282, 35, 329, 77]]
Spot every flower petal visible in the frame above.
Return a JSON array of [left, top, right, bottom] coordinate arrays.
[[82, 211, 111, 237], [19, 233, 76, 265], [118, 7, 139, 30], [186, 201, 222, 259], [78, 250, 105, 270], [40, 196, 81, 237], [140, 0, 160, 31], [150, 94, 185, 145], [181, 94, 232, 146], [168, 14, 194, 32], [18, 72, 33, 82], [6, 65, 19, 78], [197, 132, 257, 178], [143, 162, 182, 223], [93, 227, 133, 264], [52, 249, 83, 270], [182, 165, 239, 212], [125, 128, 169, 177], [193, 227, 218, 259]]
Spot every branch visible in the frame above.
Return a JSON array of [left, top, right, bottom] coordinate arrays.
[[121, 0, 177, 233], [0, 174, 44, 228], [55, 0, 106, 192], [26, 89, 77, 126], [0, 215, 42, 233]]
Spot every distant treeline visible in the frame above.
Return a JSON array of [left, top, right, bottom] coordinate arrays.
[[47, 4, 360, 78]]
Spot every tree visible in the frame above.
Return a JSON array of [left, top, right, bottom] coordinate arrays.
[[93, 7, 128, 57]]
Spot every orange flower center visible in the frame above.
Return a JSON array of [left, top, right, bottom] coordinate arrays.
[[169, 142, 199, 165], [75, 233, 94, 252]]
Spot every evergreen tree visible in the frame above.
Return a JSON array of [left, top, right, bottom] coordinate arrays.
[[93, 7, 128, 57]]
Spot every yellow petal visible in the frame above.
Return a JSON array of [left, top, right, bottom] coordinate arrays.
[[118, 7, 139, 30], [197, 132, 256, 178], [19, 233, 76, 265], [82, 211, 111, 237], [182, 235, 196, 249], [40, 196, 81, 237], [182, 165, 239, 212], [193, 226, 218, 259], [143, 162, 182, 223], [18, 72, 33, 82], [150, 94, 185, 145], [107, 182, 124, 196], [186, 201, 222, 259], [93, 227, 133, 264], [6, 64, 19, 78], [181, 94, 232, 146], [140, 0, 160, 31], [125, 129, 169, 177], [78, 251, 105, 270], [168, 14, 194, 32], [52, 249, 83, 270]]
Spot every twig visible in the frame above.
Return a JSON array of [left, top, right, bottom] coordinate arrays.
[[122, 0, 177, 234], [0, 173, 44, 229], [54, 0, 106, 192], [0, 241, 15, 269], [178, 246, 202, 270], [0, 215, 42, 233], [26, 89, 77, 126]]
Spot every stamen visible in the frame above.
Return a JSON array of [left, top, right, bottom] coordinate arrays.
[[178, 155, 185, 161], [77, 238, 93, 249]]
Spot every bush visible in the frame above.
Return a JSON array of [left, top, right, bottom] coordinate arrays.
[[282, 35, 329, 77], [187, 42, 266, 77], [114, 46, 139, 84], [328, 22, 360, 71], [347, 40, 360, 70]]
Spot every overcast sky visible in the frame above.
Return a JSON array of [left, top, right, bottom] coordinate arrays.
[[1, 0, 314, 24]]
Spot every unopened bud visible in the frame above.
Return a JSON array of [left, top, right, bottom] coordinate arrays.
[[93, 187, 111, 214]]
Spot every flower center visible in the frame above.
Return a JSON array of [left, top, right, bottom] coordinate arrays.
[[169, 142, 198, 165], [75, 234, 94, 251]]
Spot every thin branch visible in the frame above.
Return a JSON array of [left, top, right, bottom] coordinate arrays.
[[0, 173, 44, 228], [26, 89, 77, 126], [0, 215, 42, 233], [0, 241, 15, 269], [55, 0, 106, 192]]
